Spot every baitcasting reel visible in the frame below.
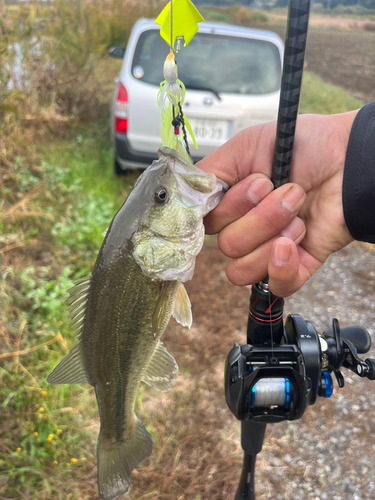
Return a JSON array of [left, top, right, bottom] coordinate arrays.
[[225, 281, 375, 424]]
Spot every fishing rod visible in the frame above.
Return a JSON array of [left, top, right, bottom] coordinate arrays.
[[224, 0, 375, 498]]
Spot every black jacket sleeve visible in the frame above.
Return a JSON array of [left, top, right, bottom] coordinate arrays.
[[343, 102, 375, 243]]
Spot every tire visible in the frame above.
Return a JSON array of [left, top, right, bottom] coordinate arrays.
[[114, 157, 131, 176]]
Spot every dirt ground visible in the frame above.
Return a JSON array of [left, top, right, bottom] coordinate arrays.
[[267, 12, 375, 31], [73, 238, 375, 500], [267, 25, 375, 104]]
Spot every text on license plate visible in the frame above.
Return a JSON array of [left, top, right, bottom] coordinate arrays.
[[188, 119, 227, 141]]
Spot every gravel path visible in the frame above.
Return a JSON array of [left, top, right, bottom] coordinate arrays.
[[260, 242, 375, 500]]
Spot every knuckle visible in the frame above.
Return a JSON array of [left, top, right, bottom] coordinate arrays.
[[226, 260, 249, 286], [217, 230, 243, 258], [264, 211, 285, 233]]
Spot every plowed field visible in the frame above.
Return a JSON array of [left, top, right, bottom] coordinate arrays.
[[269, 25, 375, 104]]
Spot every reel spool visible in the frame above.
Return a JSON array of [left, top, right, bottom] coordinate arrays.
[[250, 378, 291, 409]]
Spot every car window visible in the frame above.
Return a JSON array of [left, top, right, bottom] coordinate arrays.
[[131, 29, 281, 95]]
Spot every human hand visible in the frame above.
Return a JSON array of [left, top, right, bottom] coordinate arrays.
[[197, 111, 357, 297]]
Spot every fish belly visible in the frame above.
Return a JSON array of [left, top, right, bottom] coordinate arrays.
[[80, 253, 178, 500]]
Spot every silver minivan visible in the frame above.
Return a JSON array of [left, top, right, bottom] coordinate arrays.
[[110, 19, 283, 174]]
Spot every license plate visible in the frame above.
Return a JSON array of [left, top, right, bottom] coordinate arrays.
[[188, 119, 227, 142]]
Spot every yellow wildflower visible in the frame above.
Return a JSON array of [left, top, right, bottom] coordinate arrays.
[[58, 320, 63, 325], [16, 447, 21, 452], [40, 390, 47, 397], [57, 429, 63, 435], [38, 407, 44, 413], [33, 432, 38, 437], [47, 434, 54, 442], [71, 458, 78, 463], [53, 461, 58, 465]]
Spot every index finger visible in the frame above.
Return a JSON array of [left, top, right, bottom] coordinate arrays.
[[196, 121, 276, 184]]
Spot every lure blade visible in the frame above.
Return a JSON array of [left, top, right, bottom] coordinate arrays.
[[155, 0, 204, 48]]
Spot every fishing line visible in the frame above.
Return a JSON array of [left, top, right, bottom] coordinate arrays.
[[269, 284, 274, 356], [170, 0, 173, 51]]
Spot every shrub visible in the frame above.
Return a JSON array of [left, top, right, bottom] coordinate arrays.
[[203, 10, 232, 23], [0, 0, 161, 160], [311, 3, 325, 14], [332, 4, 375, 16]]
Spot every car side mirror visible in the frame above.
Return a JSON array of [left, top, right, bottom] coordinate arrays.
[[109, 46, 126, 59]]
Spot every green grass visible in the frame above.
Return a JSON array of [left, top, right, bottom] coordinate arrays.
[[300, 71, 363, 114], [198, 8, 232, 23], [0, 133, 132, 499]]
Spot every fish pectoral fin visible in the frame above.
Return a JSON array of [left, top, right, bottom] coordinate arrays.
[[97, 417, 152, 500], [152, 281, 178, 337], [142, 341, 178, 392], [47, 340, 89, 385], [172, 283, 192, 328]]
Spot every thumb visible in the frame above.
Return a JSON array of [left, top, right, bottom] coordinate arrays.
[[268, 238, 302, 297]]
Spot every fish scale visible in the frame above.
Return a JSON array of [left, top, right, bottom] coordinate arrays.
[[85, 255, 178, 436]]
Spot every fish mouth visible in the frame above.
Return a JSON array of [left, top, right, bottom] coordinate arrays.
[[159, 146, 228, 187], [157, 147, 228, 218]]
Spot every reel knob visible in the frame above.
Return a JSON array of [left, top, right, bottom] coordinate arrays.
[[317, 371, 333, 398]]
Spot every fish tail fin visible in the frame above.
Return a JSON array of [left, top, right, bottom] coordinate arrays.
[[97, 417, 153, 500]]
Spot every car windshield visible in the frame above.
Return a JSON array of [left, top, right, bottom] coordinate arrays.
[[131, 29, 281, 95]]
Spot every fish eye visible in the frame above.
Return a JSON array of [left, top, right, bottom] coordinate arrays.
[[154, 186, 168, 204]]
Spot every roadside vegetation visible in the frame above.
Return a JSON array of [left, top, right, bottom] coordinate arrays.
[[0, 1, 364, 499]]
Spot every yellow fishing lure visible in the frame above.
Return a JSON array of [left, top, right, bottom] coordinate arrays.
[[156, 0, 204, 162], [157, 50, 197, 159], [155, 0, 204, 48]]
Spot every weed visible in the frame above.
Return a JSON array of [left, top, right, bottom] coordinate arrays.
[[222, 4, 269, 25], [300, 71, 363, 114], [0, 133, 130, 499]]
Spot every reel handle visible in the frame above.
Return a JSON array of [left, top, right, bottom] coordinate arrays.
[[324, 325, 371, 354], [365, 358, 375, 380]]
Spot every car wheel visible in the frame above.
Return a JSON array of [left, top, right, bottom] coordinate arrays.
[[114, 157, 131, 176]]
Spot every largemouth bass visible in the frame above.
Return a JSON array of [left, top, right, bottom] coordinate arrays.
[[47, 147, 227, 500]]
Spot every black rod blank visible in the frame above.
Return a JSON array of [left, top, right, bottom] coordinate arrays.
[[235, 2, 311, 499], [272, 0, 311, 188]]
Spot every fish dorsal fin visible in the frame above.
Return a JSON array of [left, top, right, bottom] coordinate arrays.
[[65, 275, 92, 339], [172, 283, 192, 328], [142, 341, 178, 392], [47, 339, 89, 385]]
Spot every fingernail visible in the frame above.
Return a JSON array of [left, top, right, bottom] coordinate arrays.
[[273, 241, 292, 266], [246, 179, 273, 205], [281, 217, 305, 241], [281, 185, 305, 214]]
